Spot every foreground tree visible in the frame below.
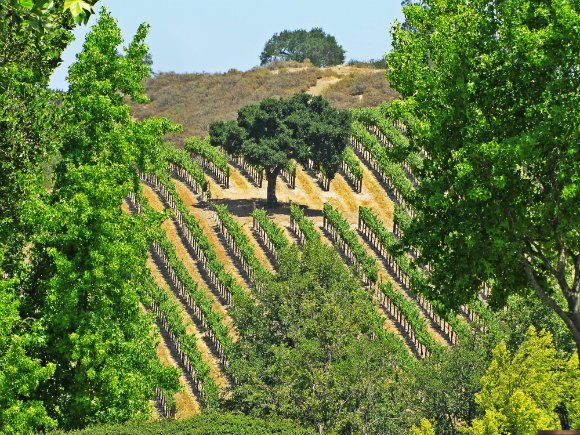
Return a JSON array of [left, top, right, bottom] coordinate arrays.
[[0, 2, 80, 433], [229, 242, 414, 434], [25, 10, 179, 428], [259, 28, 345, 67], [469, 328, 579, 433], [387, 0, 580, 360], [209, 93, 350, 205]]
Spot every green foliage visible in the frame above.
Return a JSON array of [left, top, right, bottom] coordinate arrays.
[[467, 327, 580, 434], [0, 276, 57, 434], [409, 419, 436, 435], [229, 242, 414, 434], [322, 203, 378, 282], [407, 334, 494, 433], [388, 0, 580, 356], [184, 136, 229, 176], [50, 413, 315, 434], [162, 144, 209, 192], [23, 10, 179, 429], [210, 93, 350, 205], [260, 28, 345, 67]]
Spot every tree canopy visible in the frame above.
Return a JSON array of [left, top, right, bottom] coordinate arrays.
[[0, 6, 180, 433], [470, 327, 580, 434], [209, 93, 351, 205], [259, 28, 345, 67], [387, 0, 580, 360]]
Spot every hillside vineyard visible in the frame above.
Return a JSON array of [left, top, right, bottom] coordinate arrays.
[[128, 104, 495, 417]]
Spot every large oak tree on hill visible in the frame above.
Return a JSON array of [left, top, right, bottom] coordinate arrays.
[[387, 0, 580, 361], [259, 28, 345, 67], [209, 93, 351, 206]]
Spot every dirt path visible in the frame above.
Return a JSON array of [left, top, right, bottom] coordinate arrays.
[[148, 257, 230, 390], [357, 161, 395, 228], [307, 76, 341, 96], [142, 184, 165, 213]]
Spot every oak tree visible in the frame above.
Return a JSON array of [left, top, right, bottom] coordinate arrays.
[[259, 28, 345, 67], [209, 93, 350, 206]]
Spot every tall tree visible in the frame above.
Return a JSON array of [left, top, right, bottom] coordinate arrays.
[[209, 93, 350, 206], [387, 0, 580, 360], [0, 2, 78, 433], [26, 10, 179, 428], [470, 327, 580, 433], [229, 242, 414, 434], [259, 28, 345, 67]]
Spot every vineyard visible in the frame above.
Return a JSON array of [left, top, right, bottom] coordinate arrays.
[[4, 2, 580, 434], [128, 104, 492, 417]]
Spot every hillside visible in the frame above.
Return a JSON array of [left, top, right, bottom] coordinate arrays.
[[131, 61, 398, 141]]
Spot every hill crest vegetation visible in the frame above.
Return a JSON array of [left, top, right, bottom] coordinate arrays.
[[130, 61, 397, 142]]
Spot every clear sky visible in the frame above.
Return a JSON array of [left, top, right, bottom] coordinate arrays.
[[50, 0, 405, 90]]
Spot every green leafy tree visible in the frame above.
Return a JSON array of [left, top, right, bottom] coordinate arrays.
[[229, 242, 413, 434], [387, 0, 580, 361], [209, 93, 350, 205], [25, 9, 179, 428], [0, 2, 80, 433], [407, 335, 493, 433], [259, 28, 345, 67], [410, 419, 436, 435], [468, 327, 580, 434]]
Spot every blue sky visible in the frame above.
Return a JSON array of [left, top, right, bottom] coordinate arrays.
[[50, 1, 405, 89]]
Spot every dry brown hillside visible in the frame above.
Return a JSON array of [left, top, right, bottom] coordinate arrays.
[[131, 61, 398, 142]]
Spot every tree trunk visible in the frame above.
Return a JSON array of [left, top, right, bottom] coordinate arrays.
[[266, 168, 280, 207]]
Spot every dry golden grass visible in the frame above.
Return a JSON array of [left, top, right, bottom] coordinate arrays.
[[130, 62, 398, 142]]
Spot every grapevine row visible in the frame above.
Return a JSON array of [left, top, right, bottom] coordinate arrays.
[[322, 203, 378, 284], [185, 136, 230, 188], [340, 147, 363, 193], [220, 147, 264, 187], [251, 208, 290, 261], [164, 145, 209, 196], [378, 282, 441, 357], [289, 203, 321, 245], [350, 120, 415, 214], [212, 203, 269, 286]]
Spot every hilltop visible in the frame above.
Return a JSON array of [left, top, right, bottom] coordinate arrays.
[[131, 61, 398, 141]]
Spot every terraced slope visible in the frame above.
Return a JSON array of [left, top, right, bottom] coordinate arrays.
[[128, 111, 486, 417]]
